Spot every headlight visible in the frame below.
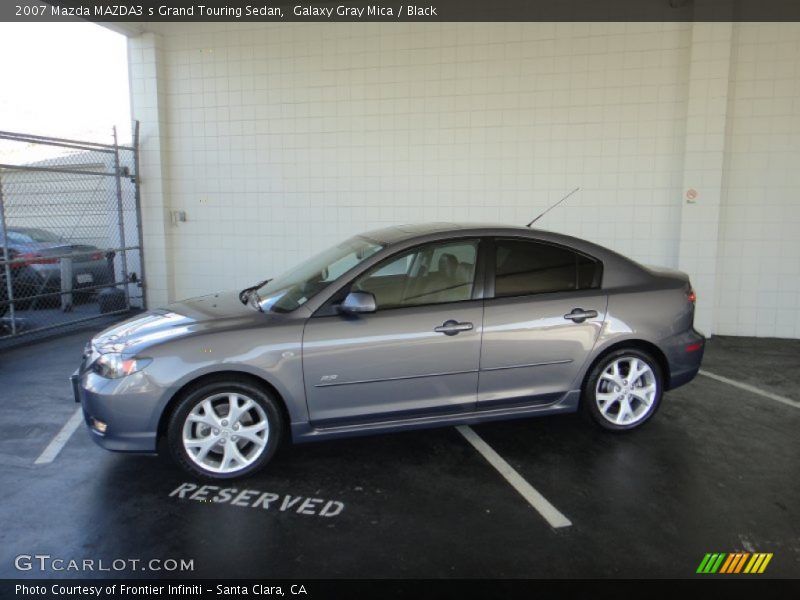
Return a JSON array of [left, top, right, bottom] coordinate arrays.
[[91, 353, 152, 379]]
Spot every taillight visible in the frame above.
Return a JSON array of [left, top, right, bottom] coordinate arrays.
[[687, 288, 696, 304], [18, 252, 58, 266], [91, 251, 103, 261]]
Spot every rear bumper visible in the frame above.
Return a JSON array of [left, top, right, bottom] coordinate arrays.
[[71, 368, 160, 454], [27, 261, 113, 292], [663, 328, 706, 390], [668, 363, 702, 390]]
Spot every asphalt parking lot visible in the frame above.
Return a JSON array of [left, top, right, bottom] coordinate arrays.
[[0, 328, 798, 579]]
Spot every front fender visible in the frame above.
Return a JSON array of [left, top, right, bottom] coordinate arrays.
[[142, 321, 308, 432]]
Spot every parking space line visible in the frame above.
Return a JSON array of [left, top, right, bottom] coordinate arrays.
[[34, 407, 83, 464], [699, 369, 800, 410], [456, 425, 572, 529]]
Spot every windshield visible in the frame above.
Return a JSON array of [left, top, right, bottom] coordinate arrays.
[[256, 236, 384, 313]]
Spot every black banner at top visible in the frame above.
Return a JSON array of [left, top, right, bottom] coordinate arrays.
[[4, 0, 800, 23]]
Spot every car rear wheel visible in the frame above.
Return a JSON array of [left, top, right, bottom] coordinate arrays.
[[167, 378, 283, 479], [584, 349, 663, 431]]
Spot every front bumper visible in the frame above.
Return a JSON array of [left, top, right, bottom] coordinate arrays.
[[71, 368, 161, 454]]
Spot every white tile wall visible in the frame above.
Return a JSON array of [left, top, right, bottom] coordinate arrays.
[[716, 23, 800, 338], [677, 22, 733, 336], [131, 22, 692, 301], [128, 32, 176, 305], [127, 21, 800, 338]]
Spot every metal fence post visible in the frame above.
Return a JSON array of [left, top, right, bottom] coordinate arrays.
[[0, 171, 17, 335], [132, 120, 147, 309], [60, 255, 73, 312], [112, 126, 130, 310]]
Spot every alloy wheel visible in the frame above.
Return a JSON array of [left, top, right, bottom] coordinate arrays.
[[181, 392, 269, 474], [594, 356, 658, 426]]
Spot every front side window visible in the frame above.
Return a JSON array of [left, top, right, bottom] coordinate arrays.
[[353, 239, 479, 309], [256, 236, 384, 313], [494, 239, 600, 298]]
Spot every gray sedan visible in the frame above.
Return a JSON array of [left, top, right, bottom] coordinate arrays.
[[2, 227, 114, 306], [72, 223, 705, 479]]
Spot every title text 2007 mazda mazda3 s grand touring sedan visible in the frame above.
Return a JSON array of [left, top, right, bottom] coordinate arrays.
[[71, 223, 705, 479]]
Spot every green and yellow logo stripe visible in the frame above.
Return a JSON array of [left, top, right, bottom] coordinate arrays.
[[697, 552, 773, 574]]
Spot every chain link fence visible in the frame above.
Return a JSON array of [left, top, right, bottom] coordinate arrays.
[[0, 126, 145, 343]]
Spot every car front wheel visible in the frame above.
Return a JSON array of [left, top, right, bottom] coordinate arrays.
[[167, 378, 283, 479], [584, 349, 663, 431]]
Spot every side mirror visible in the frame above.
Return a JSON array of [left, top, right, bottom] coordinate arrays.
[[338, 291, 377, 314]]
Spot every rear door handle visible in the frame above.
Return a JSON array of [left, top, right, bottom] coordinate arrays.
[[564, 308, 598, 323], [434, 320, 474, 336]]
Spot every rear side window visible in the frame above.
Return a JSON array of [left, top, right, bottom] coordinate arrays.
[[493, 239, 601, 297], [576, 254, 600, 289]]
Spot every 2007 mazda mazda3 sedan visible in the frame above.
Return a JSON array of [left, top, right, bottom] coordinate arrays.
[[72, 223, 705, 479]]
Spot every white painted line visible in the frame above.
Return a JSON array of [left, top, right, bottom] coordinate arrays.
[[34, 407, 84, 465], [699, 369, 800, 410], [456, 425, 572, 529]]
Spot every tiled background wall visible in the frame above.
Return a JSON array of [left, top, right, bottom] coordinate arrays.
[[716, 23, 800, 337], [129, 21, 800, 338]]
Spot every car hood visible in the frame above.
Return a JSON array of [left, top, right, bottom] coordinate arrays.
[[91, 290, 272, 355]]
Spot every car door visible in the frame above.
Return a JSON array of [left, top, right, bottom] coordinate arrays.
[[303, 238, 484, 425], [479, 237, 608, 406]]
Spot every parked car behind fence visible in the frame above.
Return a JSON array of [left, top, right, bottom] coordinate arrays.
[[1, 227, 115, 309]]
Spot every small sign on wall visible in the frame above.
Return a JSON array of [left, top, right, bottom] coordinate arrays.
[[686, 188, 698, 203]]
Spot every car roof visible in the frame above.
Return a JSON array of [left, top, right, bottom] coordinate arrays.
[[356, 222, 652, 290], [361, 222, 534, 244], [360, 222, 608, 254]]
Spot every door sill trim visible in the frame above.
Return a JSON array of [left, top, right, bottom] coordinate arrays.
[[295, 390, 581, 441]]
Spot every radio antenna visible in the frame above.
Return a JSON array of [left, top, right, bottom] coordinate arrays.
[[526, 187, 580, 227]]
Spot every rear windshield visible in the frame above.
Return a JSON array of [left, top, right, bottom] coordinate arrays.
[[6, 228, 64, 243]]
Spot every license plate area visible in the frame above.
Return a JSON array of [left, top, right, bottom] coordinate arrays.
[[76, 273, 93, 284]]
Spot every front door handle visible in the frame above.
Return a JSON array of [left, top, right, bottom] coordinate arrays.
[[434, 320, 474, 336], [564, 308, 598, 323]]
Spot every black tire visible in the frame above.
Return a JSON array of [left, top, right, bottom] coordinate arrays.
[[583, 348, 663, 432], [167, 377, 284, 480]]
